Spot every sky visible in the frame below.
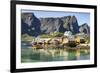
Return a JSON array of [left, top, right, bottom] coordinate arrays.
[[22, 10, 90, 26]]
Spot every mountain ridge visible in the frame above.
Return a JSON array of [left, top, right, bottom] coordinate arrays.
[[21, 13, 90, 36]]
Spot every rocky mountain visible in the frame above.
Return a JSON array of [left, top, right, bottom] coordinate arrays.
[[40, 16, 79, 34], [21, 13, 89, 36], [21, 13, 41, 36], [40, 17, 65, 34], [79, 23, 90, 34]]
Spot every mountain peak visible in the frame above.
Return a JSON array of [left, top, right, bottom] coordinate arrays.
[[79, 23, 90, 34], [21, 13, 41, 36], [21, 13, 36, 26], [21, 13, 89, 37]]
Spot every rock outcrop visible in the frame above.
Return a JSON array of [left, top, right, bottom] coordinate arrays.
[[21, 13, 41, 37], [79, 23, 90, 34], [21, 13, 89, 36]]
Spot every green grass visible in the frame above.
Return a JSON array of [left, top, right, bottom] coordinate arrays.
[[21, 34, 35, 41]]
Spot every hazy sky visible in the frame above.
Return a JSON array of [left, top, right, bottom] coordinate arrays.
[[22, 10, 90, 26]]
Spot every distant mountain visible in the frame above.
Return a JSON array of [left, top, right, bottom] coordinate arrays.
[[21, 13, 89, 36], [79, 23, 90, 34]]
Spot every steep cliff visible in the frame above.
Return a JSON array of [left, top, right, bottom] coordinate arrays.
[[79, 23, 90, 34], [21, 13, 41, 36], [21, 13, 89, 36]]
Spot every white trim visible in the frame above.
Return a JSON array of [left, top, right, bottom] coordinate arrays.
[[16, 4, 94, 69]]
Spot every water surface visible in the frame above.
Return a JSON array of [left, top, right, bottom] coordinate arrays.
[[21, 42, 90, 63]]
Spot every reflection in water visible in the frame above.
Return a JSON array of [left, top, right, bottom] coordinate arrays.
[[21, 43, 90, 62]]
